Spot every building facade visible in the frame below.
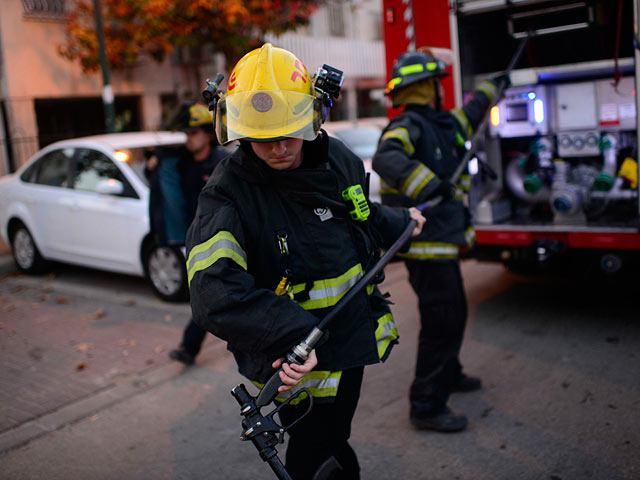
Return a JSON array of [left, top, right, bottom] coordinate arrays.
[[0, 0, 386, 175], [266, 0, 387, 122]]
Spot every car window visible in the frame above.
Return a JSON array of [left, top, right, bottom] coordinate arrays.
[[73, 148, 136, 198], [32, 148, 75, 187], [20, 160, 40, 183], [331, 126, 382, 159], [115, 144, 185, 187]]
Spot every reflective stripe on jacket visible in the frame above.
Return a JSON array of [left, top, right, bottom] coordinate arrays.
[[187, 230, 247, 285]]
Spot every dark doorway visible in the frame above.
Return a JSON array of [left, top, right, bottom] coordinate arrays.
[[34, 96, 141, 148]]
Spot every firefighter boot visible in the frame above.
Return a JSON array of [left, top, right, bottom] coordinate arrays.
[[452, 373, 482, 393], [168, 348, 195, 365], [410, 406, 468, 432]]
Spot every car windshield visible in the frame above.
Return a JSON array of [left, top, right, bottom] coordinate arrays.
[[331, 126, 382, 159]]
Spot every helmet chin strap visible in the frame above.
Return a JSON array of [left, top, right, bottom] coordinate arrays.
[[433, 78, 442, 111]]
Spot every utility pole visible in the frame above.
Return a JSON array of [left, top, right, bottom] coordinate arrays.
[[93, 0, 116, 133]]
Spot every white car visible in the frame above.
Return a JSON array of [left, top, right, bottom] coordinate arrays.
[[0, 131, 191, 302], [322, 118, 387, 203]]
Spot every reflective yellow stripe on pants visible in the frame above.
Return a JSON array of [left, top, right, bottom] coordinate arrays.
[[255, 311, 398, 405], [252, 371, 343, 405], [398, 242, 459, 260], [257, 266, 397, 404]]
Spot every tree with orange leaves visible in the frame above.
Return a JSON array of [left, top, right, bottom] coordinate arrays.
[[59, 0, 320, 73]]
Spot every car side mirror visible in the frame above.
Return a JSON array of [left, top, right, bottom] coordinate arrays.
[[95, 178, 124, 195]]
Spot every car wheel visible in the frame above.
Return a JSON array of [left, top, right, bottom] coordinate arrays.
[[145, 245, 188, 302], [10, 223, 46, 274]]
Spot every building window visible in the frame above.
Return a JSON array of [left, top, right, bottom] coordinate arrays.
[[328, 2, 345, 37], [370, 12, 383, 41], [357, 88, 387, 118], [22, 0, 67, 19]]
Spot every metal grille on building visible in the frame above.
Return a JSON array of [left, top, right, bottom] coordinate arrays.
[[22, 0, 67, 19]]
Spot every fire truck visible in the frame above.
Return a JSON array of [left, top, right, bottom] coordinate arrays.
[[381, 0, 640, 274]]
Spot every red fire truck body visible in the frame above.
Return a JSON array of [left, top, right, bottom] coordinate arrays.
[[381, 0, 640, 273]]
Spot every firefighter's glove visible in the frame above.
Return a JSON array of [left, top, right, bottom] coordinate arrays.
[[433, 180, 455, 201], [492, 72, 511, 90]]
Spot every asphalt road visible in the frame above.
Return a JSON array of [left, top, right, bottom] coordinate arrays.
[[0, 251, 638, 480]]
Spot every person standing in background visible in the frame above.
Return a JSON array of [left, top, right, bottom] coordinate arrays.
[[373, 47, 508, 432], [147, 102, 229, 365]]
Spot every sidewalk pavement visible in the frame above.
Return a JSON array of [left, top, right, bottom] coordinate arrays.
[[0, 247, 195, 451], [0, 253, 430, 479], [0, 261, 425, 479]]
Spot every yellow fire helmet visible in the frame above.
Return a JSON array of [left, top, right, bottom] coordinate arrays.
[[216, 43, 323, 144], [186, 103, 213, 129], [176, 103, 214, 132]]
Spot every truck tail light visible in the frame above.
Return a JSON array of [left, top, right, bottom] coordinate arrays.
[[490, 106, 500, 127], [385, 7, 395, 24]]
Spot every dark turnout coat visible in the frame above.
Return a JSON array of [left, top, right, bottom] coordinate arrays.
[[186, 132, 411, 401], [372, 79, 499, 259]]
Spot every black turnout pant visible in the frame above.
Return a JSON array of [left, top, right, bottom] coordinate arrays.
[[405, 259, 467, 414], [278, 367, 364, 480], [180, 318, 207, 357]]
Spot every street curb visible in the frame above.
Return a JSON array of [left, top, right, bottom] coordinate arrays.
[[0, 357, 187, 454], [0, 268, 191, 315], [0, 253, 14, 275]]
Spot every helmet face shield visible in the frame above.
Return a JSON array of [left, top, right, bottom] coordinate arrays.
[[216, 90, 323, 144]]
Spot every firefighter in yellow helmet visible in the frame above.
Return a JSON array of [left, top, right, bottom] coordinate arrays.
[[144, 101, 228, 361], [164, 102, 231, 364], [186, 43, 425, 479], [215, 43, 325, 144], [373, 48, 509, 432]]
